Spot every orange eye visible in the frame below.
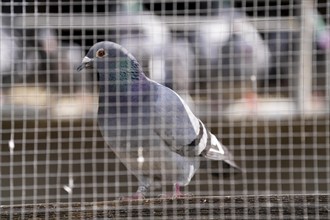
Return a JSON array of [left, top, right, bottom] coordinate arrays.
[[96, 49, 106, 57]]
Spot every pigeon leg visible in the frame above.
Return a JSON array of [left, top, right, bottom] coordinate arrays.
[[174, 183, 182, 197], [172, 183, 194, 198], [159, 183, 193, 199], [173, 183, 189, 197]]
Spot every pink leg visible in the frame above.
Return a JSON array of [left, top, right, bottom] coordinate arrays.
[[159, 183, 193, 199], [173, 183, 183, 198], [173, 183, 194, 198]]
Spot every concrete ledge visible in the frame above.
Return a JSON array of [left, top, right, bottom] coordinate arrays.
[[1, 194, 329, 219]]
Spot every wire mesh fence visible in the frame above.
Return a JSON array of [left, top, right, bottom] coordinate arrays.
[[0, 0, 329, 219]]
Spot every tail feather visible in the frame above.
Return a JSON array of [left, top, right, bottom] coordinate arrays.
[[199, 159, 242, 178], [201, 132, 241, 173], [223, 160, 242, 172]]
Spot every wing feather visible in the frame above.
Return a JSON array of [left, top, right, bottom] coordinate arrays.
[[151, 81, 207, 156]]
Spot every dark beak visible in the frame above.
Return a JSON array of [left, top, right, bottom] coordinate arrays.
[[76, 56, 94, 71]]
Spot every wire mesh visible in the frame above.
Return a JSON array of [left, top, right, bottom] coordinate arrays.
[[0, 0, 329, 219]]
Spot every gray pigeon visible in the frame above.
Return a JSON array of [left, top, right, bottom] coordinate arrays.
[[77, 41, 239, 199], [195, 8, 270, 111], [196, 8, 270, 80]]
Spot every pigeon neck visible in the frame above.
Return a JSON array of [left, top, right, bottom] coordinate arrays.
[[97, 59, 148, 93], [97, 69, 150, 106], [97, 56, 143, 87]]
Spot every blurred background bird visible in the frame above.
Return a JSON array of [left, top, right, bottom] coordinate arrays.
[[24, 28, 86, 93], [113, 0, 195, 108], [264, 8, 330, 98], [0, 15, 20, 85], [192, 2, 270, 112], [3, 27, 94, 115]]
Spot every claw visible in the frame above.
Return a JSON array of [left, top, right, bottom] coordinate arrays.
[[158, 183, 194, 199]]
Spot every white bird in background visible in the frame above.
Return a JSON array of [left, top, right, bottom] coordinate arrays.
[[0, 28, 17, 74], [38, 29, 83, 91], [0, 16, 20, 84], [199, 9, 270, 78], [38, 29, 83, 73], [24, 29, 85, 92], [162, 39, 195, 108], [115, 1, 195, 108], [195, 8, 270, 109]]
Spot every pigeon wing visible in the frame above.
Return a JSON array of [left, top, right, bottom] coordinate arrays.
[[150, 81, 208, 157]]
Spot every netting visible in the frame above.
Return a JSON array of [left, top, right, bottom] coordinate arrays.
[[0, 0, 329, 219]]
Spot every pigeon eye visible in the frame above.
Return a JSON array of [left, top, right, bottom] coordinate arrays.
[[96, 49, 106, 57]]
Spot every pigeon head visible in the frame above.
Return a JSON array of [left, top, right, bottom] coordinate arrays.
[[77, 41, 143, 82]]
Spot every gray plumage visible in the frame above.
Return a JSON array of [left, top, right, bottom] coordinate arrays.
[[77, 41, 239, 198]]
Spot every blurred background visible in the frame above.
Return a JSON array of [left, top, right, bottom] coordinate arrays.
[[0, 0, 329, 214]]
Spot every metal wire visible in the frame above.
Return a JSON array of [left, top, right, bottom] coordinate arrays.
[[0, 0, 329, 219]]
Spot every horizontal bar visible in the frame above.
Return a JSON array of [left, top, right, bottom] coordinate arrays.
[[14, 14, 300, 32]]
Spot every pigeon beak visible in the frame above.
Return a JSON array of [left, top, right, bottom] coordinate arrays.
[[77, 56, 94, 71]]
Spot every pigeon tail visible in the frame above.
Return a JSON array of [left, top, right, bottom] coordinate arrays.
[[201, 132, 241, 171]]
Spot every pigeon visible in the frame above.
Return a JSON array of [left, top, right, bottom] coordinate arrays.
[[37, 29, 83, 74], [0, 28, 17, 74], [196, 6, 270, 80], [194, 8, 270, 109], [114, 1, 194, 107], [264, 9, 329, 94], [0, 16, 20, 84], [23, 29, 86, 92], [265, 32, 299, 91], [77, 41, 239, 199]]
